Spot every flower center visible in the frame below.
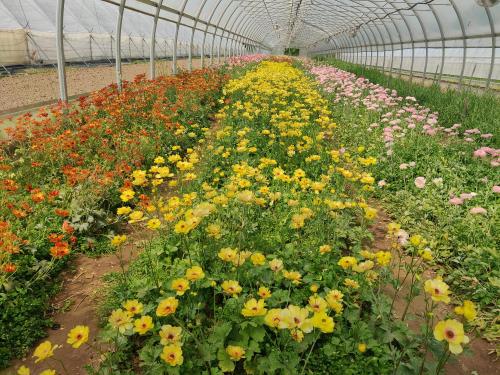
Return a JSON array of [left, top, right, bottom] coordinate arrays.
[[445, 329, 455, 339]]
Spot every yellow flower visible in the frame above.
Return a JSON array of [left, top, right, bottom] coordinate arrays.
[[160, 325, 182, 345], [226, 345, 245, 361], [133, 315, 154, 335], [434, 319, 469, 354], [257, 286, 272, 299], [123, 299, 144, 316], [251, 252, 266, 266], [109, 309, 133, 333], [218, 247, 238, 263], [358, 343, 367, 353], [128, 210, 144, 222], [236, 190, 254, 203], [418, 248, 433, 262], [161, 344, 184, 366], [174, 220, 191, 234], [311, 311, 335, 333], [171, 278, 190, 296], [454, 300, 477, 322], [146, 218, 161, 230], [283, 270, 302, 284], [17, 366, 30, 375], [241, 298, 267, 317], [154, 156, 165, 164], [424, 278, 451, 304], [344, 278, 360, 289], [67, 325, 89, 348], [291, 329, 305, 342], [33, 341, 60, 363], [111, 234, 127, 247], [120, 189, 135, 202], [338, 256, 357, 270], [268, 258, 283, 272], [375, 251, 392, 266], [117, 206, 132, 215], [363, 207, 377, 220], [308, 295, 328, 313], [264, 309, 286, 329], [206, 224, 222, 239], [185, 266, 205, 281], [319, 245, 332, 254], [281, 305, 313, 332], [40, 371, 56, 375], [156, 297, 179, 317], [310, 284, 319, 293], [221, 280, 242, 296]]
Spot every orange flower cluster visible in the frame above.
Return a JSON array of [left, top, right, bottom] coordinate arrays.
[[0, 68, 225, 279]]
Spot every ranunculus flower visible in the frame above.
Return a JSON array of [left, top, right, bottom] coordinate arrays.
[[414, 177, 426, 189], [449, 197, 463, 205], [493, 185, 500, 193], [470, 207, 487, 215]]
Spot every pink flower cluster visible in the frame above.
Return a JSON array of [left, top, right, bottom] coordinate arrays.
[[473, 147, 499, 167], [228, 54, 268, 66]]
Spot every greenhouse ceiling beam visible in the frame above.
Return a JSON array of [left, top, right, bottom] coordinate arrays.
[[100, 0, 268, 49], [135, 0, 269, 49]]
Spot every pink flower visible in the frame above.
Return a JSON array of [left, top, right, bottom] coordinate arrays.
[[493, 185, 500, 193], [378, 180, 387, 187], [473, 149, 488, 158], [480, 133, 493, 139], [470, 207, 487, 215], [460, 192, 477, 200], [414, 177, 426, 189], [399, 163, 408, 170], [449, 197, 463, 205]]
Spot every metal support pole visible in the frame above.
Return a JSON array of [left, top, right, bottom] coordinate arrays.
[[150, 0, 163, 79], [115, 0, 126, 91], [56, 0, 67, 102]]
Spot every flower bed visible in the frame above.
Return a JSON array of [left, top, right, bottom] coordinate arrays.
[[27, 61, 479, 375], [309, 63, 499, 340], [0, 68, 226, 367]]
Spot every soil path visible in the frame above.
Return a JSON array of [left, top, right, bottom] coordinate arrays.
[[369, 208, 499, 375]]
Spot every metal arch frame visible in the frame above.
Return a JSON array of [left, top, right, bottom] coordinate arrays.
[[115, 0, 126, 92], [484, 5, 496, 89], [299, 0, 403, 75], [225, 9, 247, 61], [188, 0, 210, 72], [149, 0, 163, 79], [172, 0, 190, 75], [307, 1, 430, 83], [231, 2, 274, 55], [210, 1, 238, 65], [201, 0, 225, 68], [216, 4, 241, 64], [56, 0, 67, 102], [448, 0, 467, 88]]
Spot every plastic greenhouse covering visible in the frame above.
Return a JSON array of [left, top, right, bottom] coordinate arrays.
[[0, 0, 499, 96]]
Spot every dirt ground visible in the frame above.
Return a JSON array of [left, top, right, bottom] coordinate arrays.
[[0, 58, 211, 114]]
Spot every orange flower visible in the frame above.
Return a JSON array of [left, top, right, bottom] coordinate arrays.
[[50, 242, 70, 258]]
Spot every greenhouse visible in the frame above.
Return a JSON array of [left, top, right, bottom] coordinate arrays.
[[0, 1, 498, 374]]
